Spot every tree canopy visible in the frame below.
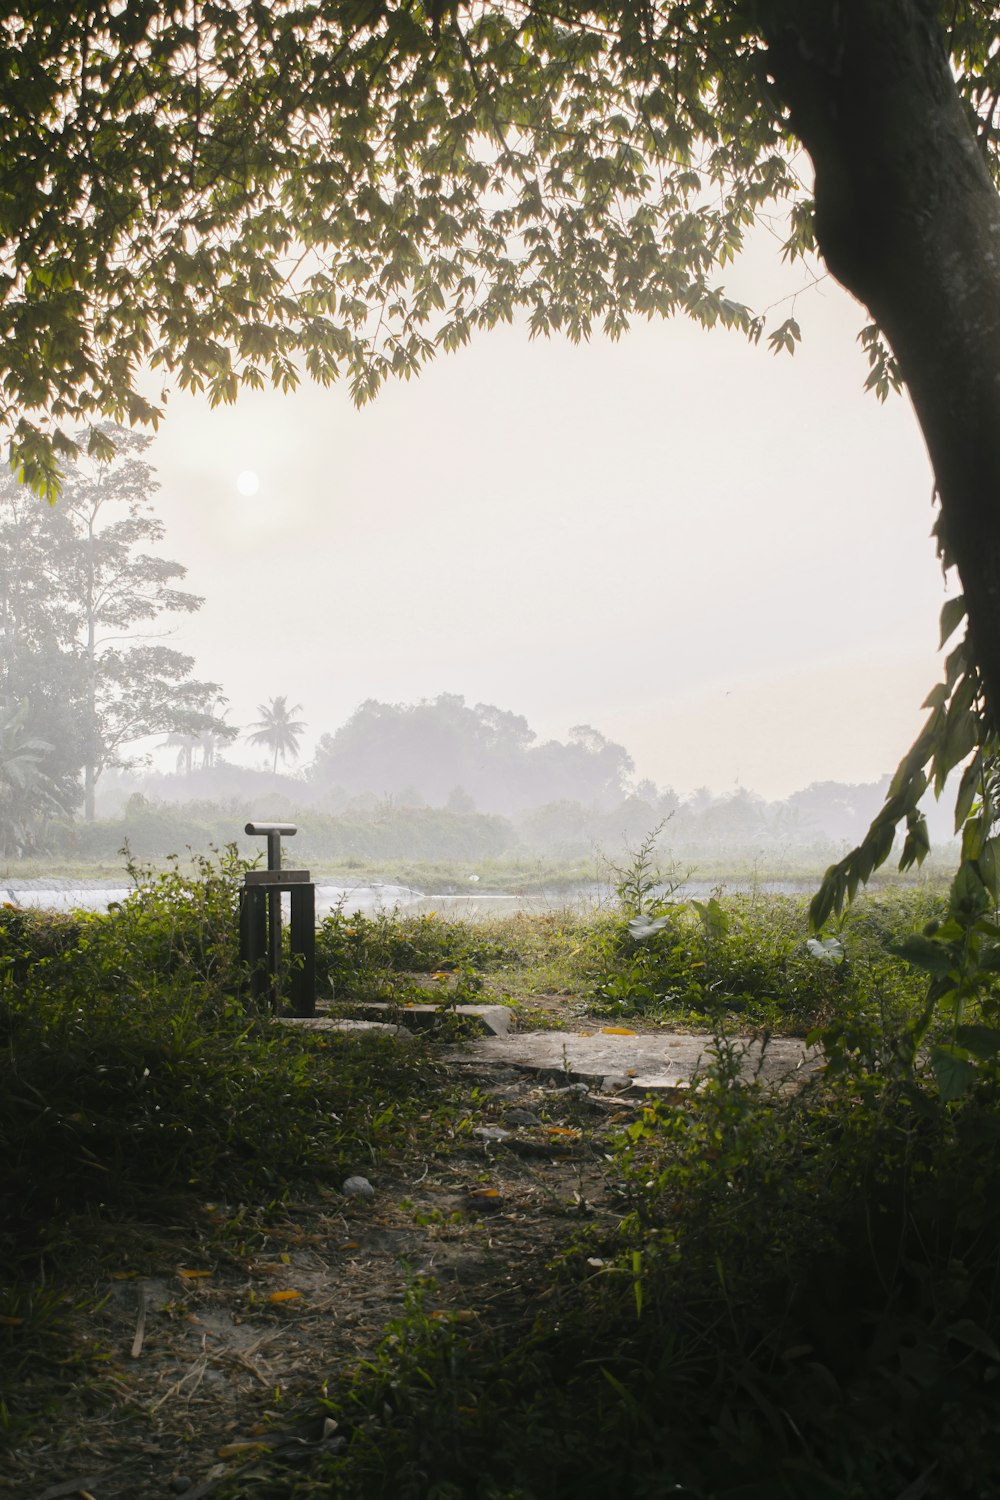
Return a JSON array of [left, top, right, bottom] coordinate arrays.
[[3, 4, 992, 470]]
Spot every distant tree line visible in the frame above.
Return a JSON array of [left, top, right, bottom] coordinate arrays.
[[306, 694, 635, 814], [70, 766, 955, 873]]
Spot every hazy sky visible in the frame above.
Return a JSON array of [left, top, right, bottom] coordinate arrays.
[[143, 233, 946, 802]]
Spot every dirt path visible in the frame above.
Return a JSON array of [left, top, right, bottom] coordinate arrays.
[[2, 1055, 642, 1500]]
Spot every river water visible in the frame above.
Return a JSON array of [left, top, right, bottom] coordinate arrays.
[[2, 876, 822, 920]]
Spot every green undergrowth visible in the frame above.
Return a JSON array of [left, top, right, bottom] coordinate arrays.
[[4, 856, 993, 1491], [587, 886, 948, 1033], [0, 853, 454, 1424], [246, 1051, 1000, 1500], [312, 883, 953, 1038], [316, 903, 601, 1012]]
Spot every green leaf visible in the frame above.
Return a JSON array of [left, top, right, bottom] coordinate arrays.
[[938, 594, 966, 649], [977, 835, 1000, 901], [806, 936, 845, 967], [628, 915, 670, 941], [886, 934, 954, 977], [691, 898, 729, 940], [930, 1045, 978, 1101], [809, 872, 841, 933], [954, 752, 983, 833], [954, 1025, 1000, 1060], [899, 811, 930, 870], [950, 860, 991, 918]]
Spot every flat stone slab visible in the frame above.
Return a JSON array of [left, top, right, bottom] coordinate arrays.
[[327, 1003, 513, 1037], [445, 1028, 820, 1093], [277, 1017, 410, 1037]]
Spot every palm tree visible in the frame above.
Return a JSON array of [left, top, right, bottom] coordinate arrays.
[[162, 729, 199, 774], [0, 700, 66, 857], [246, 696, 305, 774]]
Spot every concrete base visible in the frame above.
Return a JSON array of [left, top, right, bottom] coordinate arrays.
[[445, 1028, 820, 1093], [277, 1016, 410, 1037]]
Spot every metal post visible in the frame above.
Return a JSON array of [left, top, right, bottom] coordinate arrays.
[[290, 882, 316, 1018], [239, 884, 269, 1005], [241, 822, 315, 1016]]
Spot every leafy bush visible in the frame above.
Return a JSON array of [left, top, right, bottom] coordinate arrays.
[[0, 849, 442, 1262], [590, 887, 944, 1032], [316, 905, 521, 1000]]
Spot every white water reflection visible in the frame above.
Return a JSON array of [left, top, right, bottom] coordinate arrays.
[[2, 876, 822, 920]]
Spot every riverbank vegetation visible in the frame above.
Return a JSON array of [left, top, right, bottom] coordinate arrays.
[[3, 858, 999, 1498]]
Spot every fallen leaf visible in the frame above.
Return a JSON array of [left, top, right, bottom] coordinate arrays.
[[217, 1441, 271, 1459], [268, 1289, 302, 1303], [111, 1270, 139, 1281], [178, 1269, 212, 1279], [601, 1026, 637, 1035], [0, 1315, 23, 1327], [546, 1127, 580, 1137]]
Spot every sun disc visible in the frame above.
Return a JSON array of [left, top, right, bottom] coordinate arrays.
[[236, 469, 260, 497]]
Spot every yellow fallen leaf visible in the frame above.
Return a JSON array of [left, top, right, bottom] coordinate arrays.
[[268, 1289, 302, 1303], [178, 1269, 212, 1279], [0, 1315, 23, 1327], [467, 1188, 500, 1198], [218, 1442, 271, 1459], [546, 1127, 580, 1137], [601, 1026, 637, 1035], [111, 1270, 139, 1280]]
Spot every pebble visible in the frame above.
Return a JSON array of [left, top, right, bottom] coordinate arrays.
[[472, 1126, 510, 1142], [169, 1480, 193, 1496], [342, 1175, 375, 1199], [503, 1108, 541, 1127], [600, 1075, 632, 1094]]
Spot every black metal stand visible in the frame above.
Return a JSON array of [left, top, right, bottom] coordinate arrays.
[[239, 822, 316, 1017]]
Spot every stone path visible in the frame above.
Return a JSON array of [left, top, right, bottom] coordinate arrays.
[[282, 1007, 819, 1095], [446, 1027, 819, 1092]]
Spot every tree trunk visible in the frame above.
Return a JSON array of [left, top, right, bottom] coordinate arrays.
[[84, 517, 97, 822], [759, 0, 1000, 717]]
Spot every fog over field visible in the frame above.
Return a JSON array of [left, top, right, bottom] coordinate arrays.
[[143, 229, 946, 805]]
